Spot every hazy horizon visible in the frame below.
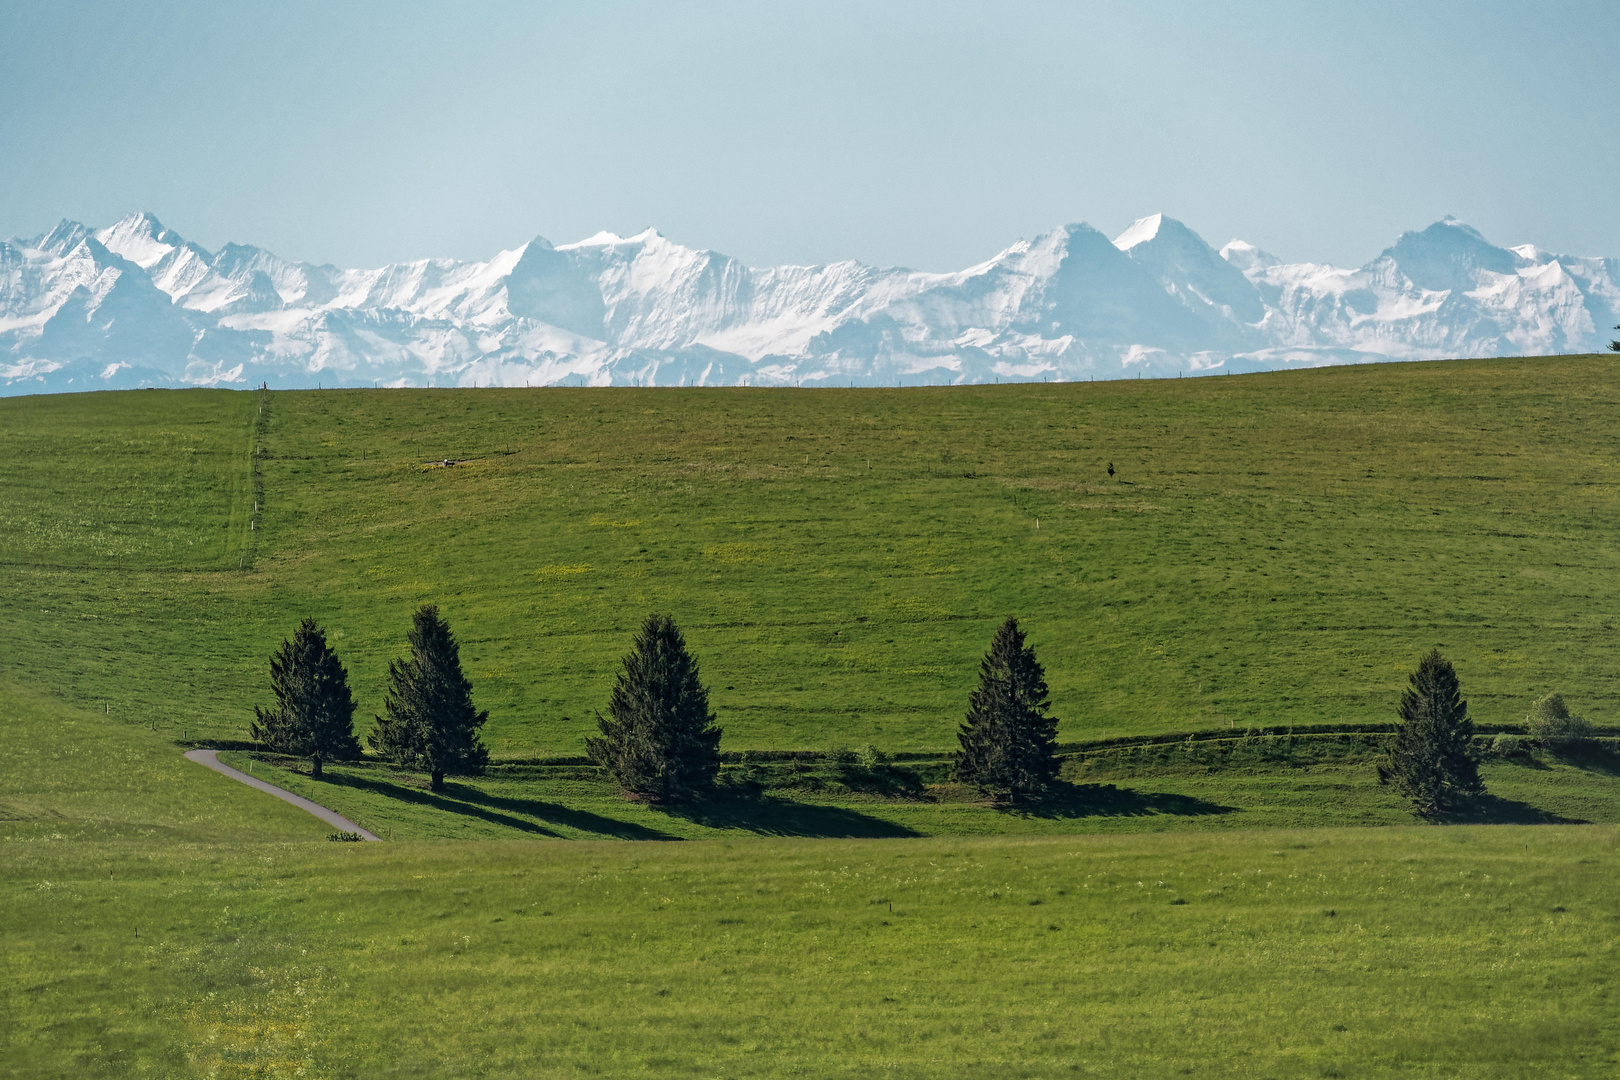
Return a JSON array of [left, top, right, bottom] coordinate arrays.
[[3, 1, 1617, 272]]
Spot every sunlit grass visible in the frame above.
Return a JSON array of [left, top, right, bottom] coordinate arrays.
[[5, 362, 1620, 1076], [5, 828, 1617, 1077], [5, 356, 1620, 756], [0, 680, 326, 843]]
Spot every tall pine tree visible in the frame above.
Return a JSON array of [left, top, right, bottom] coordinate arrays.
[[587, 613, 721, 803], [368, 605, 488, 791], [1377, 649, 1484, 815], [251, 617, 360, 779], [954, 617, 1060, 799]]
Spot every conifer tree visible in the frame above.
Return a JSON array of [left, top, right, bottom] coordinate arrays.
[[1609, 324, 1619, 352], [954, 617, 1060, 798], [368, 605, 488, 791], [1377, 649, 1484, 815], [251, 617, 360, 779], [587, 613, 721, 802]]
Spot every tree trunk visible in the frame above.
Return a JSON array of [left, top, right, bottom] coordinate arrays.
[[431, 770, 445, 791], [311, 755, 323, 780]]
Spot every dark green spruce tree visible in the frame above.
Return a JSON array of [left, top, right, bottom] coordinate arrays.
[[954, 617, 1060, 799], [587, 613, 722, 802], [1610, 324, 1619, 352], [1377, 649, 1484, 815], [368, 605, 488, 791], [251, 617, 360, 779]]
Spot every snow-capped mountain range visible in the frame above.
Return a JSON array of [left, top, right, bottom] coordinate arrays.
[[3, 212, 1616, 394]]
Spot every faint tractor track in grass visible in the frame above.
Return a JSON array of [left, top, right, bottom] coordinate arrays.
[[239, 386, 269, 570]]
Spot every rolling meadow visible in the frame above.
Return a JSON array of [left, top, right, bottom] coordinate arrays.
[[5, 356, 1620, 1076], [7, 355, 1620, 755]]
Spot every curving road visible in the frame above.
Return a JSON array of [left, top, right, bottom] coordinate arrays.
[[185, 748, 382, 841]]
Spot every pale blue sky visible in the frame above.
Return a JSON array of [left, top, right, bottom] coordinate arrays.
[[2, 0, 1616, 271]]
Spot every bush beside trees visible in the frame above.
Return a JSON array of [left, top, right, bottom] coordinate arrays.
[[368, 605, 489, 791], [251, 617, 360, 779], [1377, 649, 1484, 814], [954, 617, 1060, 799], [1526, 693, 1593, 747], [587, 613, 722, 802]]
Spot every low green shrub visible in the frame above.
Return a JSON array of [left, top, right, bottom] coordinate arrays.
[[1526, 694, 1593, 747], [1488, 734, 1531, 760]]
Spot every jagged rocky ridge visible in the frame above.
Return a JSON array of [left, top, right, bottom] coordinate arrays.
[[2, 212, 1615, 393]]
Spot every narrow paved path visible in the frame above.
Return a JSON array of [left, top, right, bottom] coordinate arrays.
[[185, 748, 382, 841]]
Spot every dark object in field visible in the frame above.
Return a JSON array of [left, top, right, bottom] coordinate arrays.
[[1377, 649, 1484, 815], [1107, 462, 1115, 478], [368, 605, 489, 791], [588, 613, 722, 803], [954, 617, 1060, 798], [327, 830, 365, 842], [251, 617, 360, 779]]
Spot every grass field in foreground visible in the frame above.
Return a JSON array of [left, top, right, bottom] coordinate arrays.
[[4, 355, 1620, 756], [5, 828, 1617, 1078]]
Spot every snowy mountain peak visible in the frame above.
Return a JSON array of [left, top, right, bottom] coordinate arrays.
[[1377, 217, 1519, 292], [1220, 240, 1282, 274], [1112, 217, 1266, 330], [561, 228, 671, 250], [68, 235, 134, 271], [25, 219, 93, 256], [1113, 214, 1164, 251], [94, 211, 199, 270], [561, 230, 627, 248], [3, 213, 1616, 394]]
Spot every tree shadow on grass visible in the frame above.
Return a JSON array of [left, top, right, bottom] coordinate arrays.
[[315, 769, 680, 840], [662, 788, 921, 838], [440, 783, 683, 841], [999, 781, 1239, 821], [1548, 742, 1620, 777], [1446, 793, 1587, 826], [829, 764, 930, 798]]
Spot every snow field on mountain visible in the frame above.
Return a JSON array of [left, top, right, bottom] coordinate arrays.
[[3, 211, 1616, 393]]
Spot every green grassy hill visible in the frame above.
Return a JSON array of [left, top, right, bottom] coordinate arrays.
[[6, 361, 1620, 1077], [5, 356, 1619, 755]]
